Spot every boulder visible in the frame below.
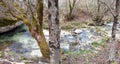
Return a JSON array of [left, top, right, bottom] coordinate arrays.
[[0, 21, 23, 33], [0, 4, 23, 33]]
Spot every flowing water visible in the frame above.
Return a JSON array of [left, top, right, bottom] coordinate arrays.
[[0, 22, 119, 58], [0, 24, 42, 58]]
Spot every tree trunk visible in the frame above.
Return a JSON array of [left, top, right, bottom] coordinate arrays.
[[22, 0, 51, 60], [94, 0, 104, 26], [0, 0, 51, 61], [67, 0, 77, 21], [108, 0, 119, 63], [36, 0, 50, 60], [37, 30, 50, 60], [23, 18, 50, 60], [48, 0, 61, 64]]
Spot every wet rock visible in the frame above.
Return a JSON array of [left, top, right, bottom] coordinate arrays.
[[60, 44, 69, 52], [79, 30, 91, 43], [61, 29, 93, 52], [63, 35, 76, 43], [69, 42, 80, 52]]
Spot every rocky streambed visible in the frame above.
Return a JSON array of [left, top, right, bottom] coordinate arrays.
[[0, 22, 120, 63]]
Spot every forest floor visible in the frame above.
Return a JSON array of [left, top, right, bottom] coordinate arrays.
[[62, 39, 120, 64]]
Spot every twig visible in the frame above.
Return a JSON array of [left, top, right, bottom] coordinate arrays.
[[99, 0, 115, 17]]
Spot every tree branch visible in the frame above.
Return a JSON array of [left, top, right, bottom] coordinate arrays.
[[99, 0, 115, 17]]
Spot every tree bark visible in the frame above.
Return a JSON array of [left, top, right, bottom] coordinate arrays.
[[108, 0, 119, 63], [36, 0, 50, 60], [67, 0, 77, 21], [48, 0, 61, 64]]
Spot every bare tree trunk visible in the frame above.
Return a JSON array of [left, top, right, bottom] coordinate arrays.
[[67, 0, 77, 21], [108, 0, 119, 63], [48, 0, 61, 64], [94, 0, 104, 26]]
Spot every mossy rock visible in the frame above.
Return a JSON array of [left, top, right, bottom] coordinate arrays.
[[0, 18, 23, 33], [0, 18, 17, 27]]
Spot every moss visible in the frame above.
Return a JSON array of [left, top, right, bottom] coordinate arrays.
[[71, 22, 81, 26], [66, 50, 92, 56], [92, 41, 100, 47], [77, 50, 92, 56], [21, 56, 27, 60], [92, 39, 106, 47], [0, 51, 4, 57], [60, 21, 90, 30], [111, 61, 118, 64], [8, 51, 14, 55], [0, 18, 17, 27], [61, 24, 73, 30]]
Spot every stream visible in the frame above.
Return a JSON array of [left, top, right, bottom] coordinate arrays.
[[0, 22, 120, 59]]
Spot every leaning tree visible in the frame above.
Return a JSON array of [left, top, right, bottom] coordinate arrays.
[[0, 0, 50, 60]]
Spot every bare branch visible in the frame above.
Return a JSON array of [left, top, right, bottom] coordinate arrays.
[[99, 0, 115, 17], [28, 0, 37, 22]]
